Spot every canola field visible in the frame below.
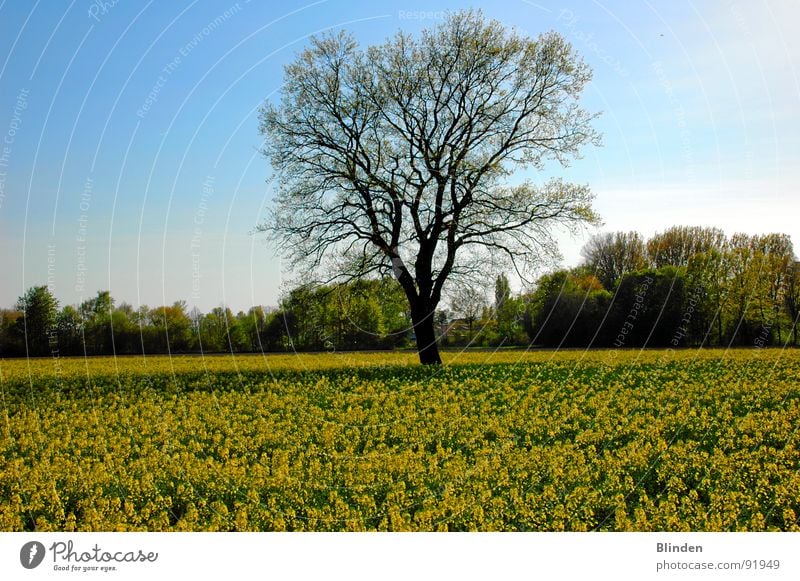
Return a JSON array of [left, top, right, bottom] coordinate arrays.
[[0, 349, 798, 531]]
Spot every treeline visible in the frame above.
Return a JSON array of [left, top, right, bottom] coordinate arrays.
[[2, 226, 798, 357], [396, 226, 799, 349], [526, 227, 800, 347], [0, 278, 414, 357]]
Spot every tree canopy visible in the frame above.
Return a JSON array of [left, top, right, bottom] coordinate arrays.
[[258, 9, 600, 363]]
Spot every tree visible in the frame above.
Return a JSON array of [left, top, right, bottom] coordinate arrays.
[[109, 303, 137, 354], [724, 233, 765, 345], [786, 261, 800, 346], [434, 308, 451, 344], [755, 234, 794, 344], [524, 269, 611, 347], [56, 305, 83, 354], [494, 273, 524, 343], [581, 231, 646, 289], [646, 226, 727, 269], [262, 309, 289, 351], [1, 308, 23, 356], [241, 306, 269, 351], [606, 268, 669, 347], [149, 302, 192, 352], [449, 284, 487, 342], [258, 10, 600, 364], [495, 274, 511, 312], [686, 249, 730, 346], [273, 277, 410, 351], [14, 286, 59, 356], [80, 290, 115, 354], [198, 307, 246, 353]]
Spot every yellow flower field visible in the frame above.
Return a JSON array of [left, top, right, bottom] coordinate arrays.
[[1, 349, 798, 531]]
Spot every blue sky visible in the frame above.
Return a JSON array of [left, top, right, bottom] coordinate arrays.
[[0, 0, 798, 312]]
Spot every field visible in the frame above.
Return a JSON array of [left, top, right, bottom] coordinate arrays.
[[1, 349, 799, 531]]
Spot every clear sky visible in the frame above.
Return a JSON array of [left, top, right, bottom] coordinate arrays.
[[1, 0, 798, 312]]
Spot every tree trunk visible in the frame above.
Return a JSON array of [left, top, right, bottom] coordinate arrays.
[[411, 306, 442, 365]]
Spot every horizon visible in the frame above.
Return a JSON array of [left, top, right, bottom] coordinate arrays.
[[1, 1, 798, 312], [2, 223, 798, 314]]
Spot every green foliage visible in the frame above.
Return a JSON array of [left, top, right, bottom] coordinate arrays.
[[0, 309, 23, 355], [79, 290, 115, 354], [2, 225, 797, 356], [13, 285, 59, 356], [524, 270, 611, 346], [495, 274, 511, 311], [524, 227, 799, 348], [646, 226, 727, 268], [278, 278, 411, 351]]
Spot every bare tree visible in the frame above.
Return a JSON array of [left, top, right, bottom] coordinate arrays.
[[258, 10, 600, 364], [450, 284, 488, 342], [581, 231, 646, 289]]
